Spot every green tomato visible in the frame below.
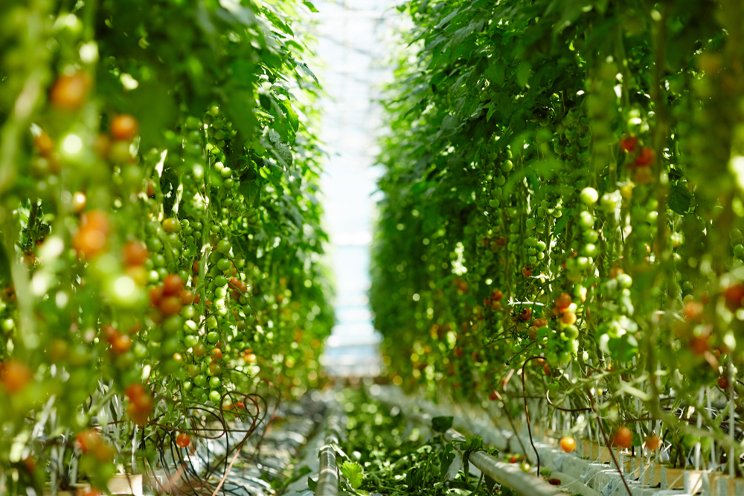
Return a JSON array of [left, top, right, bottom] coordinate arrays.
[[193, 374, 207, 388], [209, 390, 222, 403], [580, 187, 598, 205], [206, 331, 220, 344], [579, 211, 594, 229]]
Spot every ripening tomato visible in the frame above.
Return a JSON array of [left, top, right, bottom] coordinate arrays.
[[683, 300, 704, 321], [175, 432, 191, 448], [689, 333, 710, 356], [123, 241, 148, 267], [110, 333, 132, 354], [518, 308, 532, 322], [555, 293, 572, 310], [34, 131, 54, 157], [559, 436, 576, 453], [0, 360, 33, 393], [634, 147, 655, 167], [724, 283, 744, 312], [110, 114, 139, 141], [162, 218, 181, 234], [162, 274, 184, 296], [560, 310, 577, 325], [228, 277, 247, 293], [532, 317, 548, 328], [73, 228, 107, 259], [75, 429, 102, 453], [644, 434, 661, 451], [619, 135, 638, 153], [73, 211, 110, 259], [611, 426, 633, 449], [50, 72, 91, 110]]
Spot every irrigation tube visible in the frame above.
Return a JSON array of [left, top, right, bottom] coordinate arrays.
[[314, 407, 343, 496], [444, 428, 566, 496], [371, 385, 744, 496], [315, 442, 339, 496], [371, 386, 603, 496]]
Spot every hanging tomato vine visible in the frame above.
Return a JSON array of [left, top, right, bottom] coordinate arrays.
[[0, 0, 332, 493], [372, 0, 744, 477]]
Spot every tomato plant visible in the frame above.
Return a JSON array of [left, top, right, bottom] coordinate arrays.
[[371, 0, 744, 479], [0, 0, 332, 492]]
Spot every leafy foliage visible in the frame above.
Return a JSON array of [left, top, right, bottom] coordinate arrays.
[[0, 0, 331, 492], [372, 0, 744, 475]]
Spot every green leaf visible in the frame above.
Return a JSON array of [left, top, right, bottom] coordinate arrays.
[[340, 460, 364, 489], [431, 416, 453, 433], [110, 82, 177, 150], [516, 61, 532, 87], [669, 184, 693, 214]]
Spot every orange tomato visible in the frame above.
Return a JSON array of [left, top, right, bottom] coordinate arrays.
[[175, 432, 191, 448], [110, 114, 139, 141], [50, 72, 91, 110], [555, 293, 572, 310], [0, 360, 33, 393], [611, 426, 633, 449], [559, 436, 576, 453], [122, 241, 148, 267], [644, 434, 661, 451]]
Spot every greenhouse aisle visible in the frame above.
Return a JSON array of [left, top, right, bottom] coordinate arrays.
[[314, 0, 397, 378], [2, 1, 744, 496]]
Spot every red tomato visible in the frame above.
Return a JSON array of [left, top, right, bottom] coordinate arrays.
[[162, 274, 184, 296], [724, 283, 744, 312], [158, 296, 182, 316], [73, 211, 110, 259], [619, 135, 638, 153], [175, 432, 191, 448], [518, 308, 532, 322], [634, 147, 655, 167]]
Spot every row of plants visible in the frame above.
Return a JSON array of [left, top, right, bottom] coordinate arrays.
[[331, 387, 506, 495], [0, 0, 332, 493], [371, 0, 744, 480]]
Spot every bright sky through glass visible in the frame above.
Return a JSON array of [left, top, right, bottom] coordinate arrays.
[[313, 0, 398, 376]]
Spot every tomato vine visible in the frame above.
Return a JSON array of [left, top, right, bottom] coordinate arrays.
[[372, 0, 744, 477], [0, 0, 332, 493]]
